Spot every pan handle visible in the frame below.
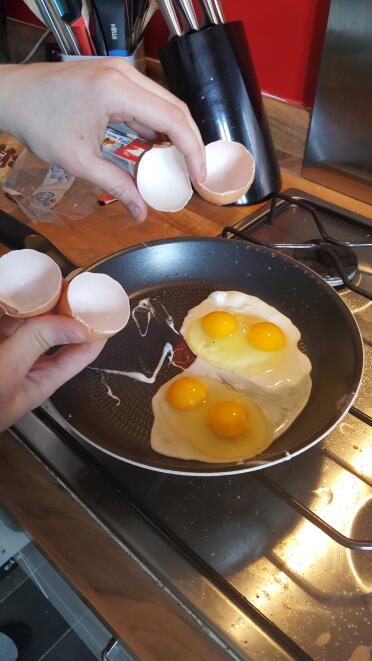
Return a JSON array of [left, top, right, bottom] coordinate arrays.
[[0, 208, 76, 278]]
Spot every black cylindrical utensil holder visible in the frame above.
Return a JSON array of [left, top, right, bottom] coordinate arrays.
[[159, 22, 281, 205]]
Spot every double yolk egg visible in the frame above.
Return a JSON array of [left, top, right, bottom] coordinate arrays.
[[200, 310, 285, 351], [156, 312, 283, 460], [167, 376, 250, 438], [180, 291, 311, 390], [151, 291, 312, 463], [152, 372, 271, 462], [185, 308, 287, 380]]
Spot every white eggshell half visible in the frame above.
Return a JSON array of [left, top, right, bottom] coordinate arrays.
[[136, 144, 193, 212], [194, 140, 255, 205], [0, 248, 62, 318], [59, 272, 130, 341]]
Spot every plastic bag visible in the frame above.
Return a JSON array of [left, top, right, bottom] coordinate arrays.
[[3, 148, 101, 225]]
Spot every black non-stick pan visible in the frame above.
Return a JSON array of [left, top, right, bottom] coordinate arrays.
[[0, 210, 363, 476]]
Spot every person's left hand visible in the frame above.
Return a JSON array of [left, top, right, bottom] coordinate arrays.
[[0, 313, 105, 432]]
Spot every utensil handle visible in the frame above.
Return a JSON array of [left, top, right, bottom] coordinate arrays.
[[70, 16, 96, 55], [156, 0, 182, 37], [0, 209, 76, 277], [198, 0, 219, 25], [91, 3, 108, 55], [35, 0, 80, 54], [0, 210, 35, 248], [211, 0, 224, 23], [176, 0, 199, 31]]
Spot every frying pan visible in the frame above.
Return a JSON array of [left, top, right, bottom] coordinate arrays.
[[0, 210, 363, 476]]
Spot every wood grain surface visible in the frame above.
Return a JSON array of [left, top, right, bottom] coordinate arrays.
[[1, 172, 371, 266]]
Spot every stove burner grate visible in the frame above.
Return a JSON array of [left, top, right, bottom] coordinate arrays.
[[222, 192, 372, 300], [293, 239, 358, 286]]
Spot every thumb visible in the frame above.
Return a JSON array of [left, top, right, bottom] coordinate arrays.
[[0, 315, 88, 389], [79, 155, 148, 222]]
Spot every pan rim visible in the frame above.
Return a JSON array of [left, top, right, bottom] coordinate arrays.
[[51, 236, 364, 476], [45, 377, 363, 476]]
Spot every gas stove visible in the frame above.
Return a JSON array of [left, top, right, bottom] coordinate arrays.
[[10, 190, 372, 661]]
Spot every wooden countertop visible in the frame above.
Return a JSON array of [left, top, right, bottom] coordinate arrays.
[[1, 171, 372, 264], [0, 171, 371, 659]]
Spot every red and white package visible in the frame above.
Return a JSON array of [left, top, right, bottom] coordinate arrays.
[[102, 127, 151, 175], [100, 126, 152, 206]]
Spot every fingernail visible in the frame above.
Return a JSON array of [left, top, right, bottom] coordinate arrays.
[[128, 204, 145, 222]]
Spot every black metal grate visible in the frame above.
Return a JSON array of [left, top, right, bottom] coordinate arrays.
[[222, 192, 372, 552], [222, 192, 372, 300]]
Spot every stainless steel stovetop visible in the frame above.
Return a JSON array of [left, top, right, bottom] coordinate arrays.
[[10, 190, 372, 661]]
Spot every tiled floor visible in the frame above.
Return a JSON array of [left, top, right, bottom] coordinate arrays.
[[0, 559, 95, 661], [0, 508, 132, 660]]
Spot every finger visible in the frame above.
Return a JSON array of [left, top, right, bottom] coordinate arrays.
[[0, 315, 88, 390], [124, 120, 160, 143], [0, 280, 67, 338], [110, 59, 205, 153], [108, 77, 206, 184], [124, 69, 207, 180], [76, 154, 147, 222], [0, 316, 25, 338], [18, 340, 107, 412]]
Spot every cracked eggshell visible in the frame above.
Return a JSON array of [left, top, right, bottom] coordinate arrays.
[[135, 143, 193, 212], [194, 140, 255, 206], [58, 271, 130, 341], [0, 248, 62, 318]]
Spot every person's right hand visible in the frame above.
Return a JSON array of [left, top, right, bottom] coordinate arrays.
[[0, 313, 105, 432], [0, 59, 206, 222]]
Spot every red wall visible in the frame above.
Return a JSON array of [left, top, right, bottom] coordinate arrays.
[[145, 0, 330, 107], [10, 0, 330, 107]]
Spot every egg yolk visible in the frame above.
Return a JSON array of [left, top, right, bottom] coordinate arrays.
[[167, 377, 207, 411], [248, 321, 285, 351], [208, 400, 250, 438], [201, 311, 237, 338]]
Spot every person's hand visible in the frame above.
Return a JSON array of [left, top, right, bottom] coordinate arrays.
[[0, 313, 105, 432], [0, 60, 206, 222]]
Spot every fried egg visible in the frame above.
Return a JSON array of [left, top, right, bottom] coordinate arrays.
[[181, 291, 311, 390], [151, 373, 273, 463], [186, 357, 312, 441]]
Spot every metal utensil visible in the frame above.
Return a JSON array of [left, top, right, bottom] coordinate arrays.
[[131, 0, 150, 50], [211, 0, 224, 23], [198, 0, 219, 25], [156, 0, 182, 37], [134, 0, 157, 48], [34, 0, 81, 54], [175, 0, 199, 32], [140, 0, 158, 32]]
